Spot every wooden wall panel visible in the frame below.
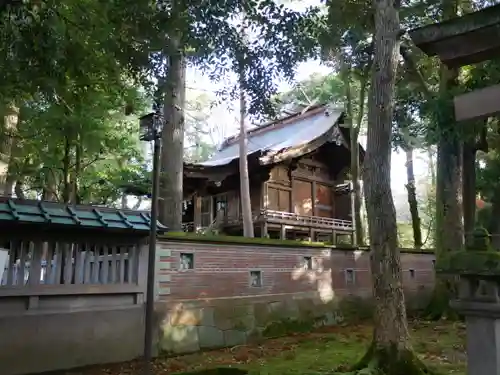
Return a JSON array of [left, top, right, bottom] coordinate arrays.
[[315, 183, 333, 218], [269, 165, 290, 186], [293, 180, 312, 215], [226, 191, 240, 220], [278, 189, 291, 212], [266, 186, 291, 212], [267, 187, 279, 211]]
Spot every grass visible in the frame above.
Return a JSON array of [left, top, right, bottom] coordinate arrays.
[[61, 320, 466, 375]]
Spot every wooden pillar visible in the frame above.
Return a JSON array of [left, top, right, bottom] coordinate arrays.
[[332, 230, 337, 244], [280, 225, 286, 240], [310, 228, 315, 242], [193, 194, 201, 231], [261, 222, 268, 238], [261, 181, 268, 211], [311, 180, 317, 216], [209, 195, 214, 222]]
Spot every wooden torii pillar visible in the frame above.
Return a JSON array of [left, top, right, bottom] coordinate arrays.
[[409, 4, 500, 122]]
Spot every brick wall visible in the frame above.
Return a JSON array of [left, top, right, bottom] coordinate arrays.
[[156, 239, 435, 301]]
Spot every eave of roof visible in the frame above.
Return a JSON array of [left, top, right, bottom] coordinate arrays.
[[408, 4, 500, 67], [0, 198, 167, 235], [188, 105, 346, 169]]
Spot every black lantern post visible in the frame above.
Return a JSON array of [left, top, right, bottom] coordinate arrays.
[[139, 111, 163, 370]]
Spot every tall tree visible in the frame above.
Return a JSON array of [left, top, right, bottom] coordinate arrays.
[[352, 0, 431, 372], [238, 83, 254, 237], [154, 0, 322, 228], [160, 42, 187, 231], [392, 79, 426, 249]]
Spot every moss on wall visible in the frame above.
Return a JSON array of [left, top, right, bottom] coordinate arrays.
[[161, 232, 434, 254], [437, 250, 500, 275]]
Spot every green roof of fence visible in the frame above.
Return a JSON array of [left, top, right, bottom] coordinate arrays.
[[0, 198, 167, 234]]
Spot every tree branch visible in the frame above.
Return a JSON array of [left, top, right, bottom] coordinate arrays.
[[353, 56, 373, 139], [400, 43, 434, 102]]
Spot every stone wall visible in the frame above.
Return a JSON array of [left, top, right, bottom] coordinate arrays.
[[155, 239, 435, 354]]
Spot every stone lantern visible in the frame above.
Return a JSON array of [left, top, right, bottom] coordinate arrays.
[[437, 228, 500, 375]]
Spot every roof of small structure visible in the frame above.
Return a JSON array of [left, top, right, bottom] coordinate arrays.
[[191, 105, 348, 168], [0, 198, 167, 234], [408, 4, 500, 67]]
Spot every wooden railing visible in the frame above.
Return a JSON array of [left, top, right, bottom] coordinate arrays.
[[261, 210, 353, 231], [182, 209, 353, 232]]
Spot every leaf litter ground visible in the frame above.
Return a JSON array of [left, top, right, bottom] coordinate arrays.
[[53, 320, 466, 375]]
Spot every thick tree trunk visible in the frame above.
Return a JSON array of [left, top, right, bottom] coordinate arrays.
[[352, 0, 431, 373], [435, 130, 463, 253], [435, 0, 463, 255], [405, 148, 423, 248], [160, 35, 186, 230], [364, 0, 408, 354], [239, 83, 254, 238], [424, 2, 463, 317]]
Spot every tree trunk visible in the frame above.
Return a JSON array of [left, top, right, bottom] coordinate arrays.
[[14, 177, 25, 199], [71, 136, 82, 204], [1, 104, 19, 196], [43, 168, 58, 201], [435, 120, 462, 252], [405, 147, 423, 248], [239, 82, 254, 238], [160, 35, 186, 230], [462, 142, 476, 247], [427, 147, 436, 186], [424, 0, 463, 318], [352, 0, 430, 372], [62, 135, 72, 204], [341, 57, 367, 246], [434, 0, 463, 255]]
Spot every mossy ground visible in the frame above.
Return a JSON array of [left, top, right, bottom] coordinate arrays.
[[58, 320, 466, 375]]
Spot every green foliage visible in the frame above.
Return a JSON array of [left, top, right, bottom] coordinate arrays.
[[437, 250, 500, 276], [274, 73, 344, 112], [162, 232, 434, 253], [160, 0, 325, 116], [0, 0, 328, 205], [184, 93, 218, 163], [6, 80, 148, 204], [163, 231, 335, 248]]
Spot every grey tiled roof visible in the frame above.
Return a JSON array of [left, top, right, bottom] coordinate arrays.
[[197, 107, 344, 167]]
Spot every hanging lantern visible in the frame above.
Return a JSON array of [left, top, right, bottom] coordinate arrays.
[[139, 112, 163, 141]]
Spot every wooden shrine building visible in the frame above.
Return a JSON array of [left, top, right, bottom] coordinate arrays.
[[409, 3, 500, 122], [181, 104, 364, 242]]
